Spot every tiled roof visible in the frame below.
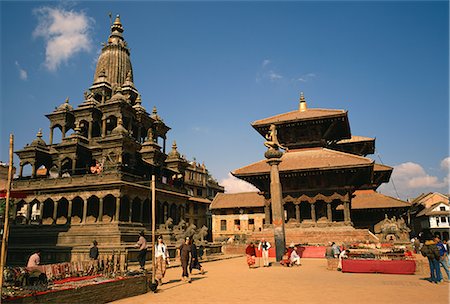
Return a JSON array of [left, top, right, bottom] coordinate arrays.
[[417, 201, 449, 217], [232, 148, 373, 176], [252, 108, 347, 126], [210, 192, 264, 209], [374, 163, 393, 172], [337, 190, 410, 210], [188, 197, 211, 204]]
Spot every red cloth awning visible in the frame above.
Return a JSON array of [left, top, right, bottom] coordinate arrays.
[[0, 190, 29, 199]]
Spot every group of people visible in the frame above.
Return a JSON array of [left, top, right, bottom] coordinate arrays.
[[245, 238, 301, 268], [325, 241, 350, 271], [420, 232, 449, 284]]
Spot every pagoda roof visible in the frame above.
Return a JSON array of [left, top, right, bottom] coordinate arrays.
[[252, 108, 347, 127], [232, 147, 373, 177], [337, 190, 410, 210], [210, 192, 264, 209]]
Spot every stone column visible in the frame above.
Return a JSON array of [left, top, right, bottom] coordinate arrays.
[[82, 199, 88, 223], [31, 163, 37, 178], [265, 148, 286, 262], [343, 201, 350, 223], [327, 202, 332, 222], [264, 204, 271, 225], [39, 202, 44, 224], [68, 199, 73, 224], [19, 164, 24, 178], [295, 203, 301, 223], [98, 197, 104, 222], [88, 121, 93, 140], [129, 201, 133, 222], [49, 127, 54, 145], [163, 137, 167, 154], [53, 201, 58, 224], [311, 203, 316, 222], [102, 118, 107, 137], [62, 125, 66, 139], [115, 196, 121, 222], [26, 203, 32, 224]]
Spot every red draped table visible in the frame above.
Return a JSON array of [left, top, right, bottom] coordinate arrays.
[[342, 259, 416, 275]]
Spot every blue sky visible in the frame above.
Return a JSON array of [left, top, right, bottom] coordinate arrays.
[[1, 1, 448, 200]]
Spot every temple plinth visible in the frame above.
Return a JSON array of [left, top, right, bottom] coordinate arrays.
[[265, 148, 286, 262]]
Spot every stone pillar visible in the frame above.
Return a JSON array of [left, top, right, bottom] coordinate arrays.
[[344, 201, 350, 223], [31, 163, 37, 178], [327, 202, 332, 222], [71, 158, 77, 175], [265, 148, 286, 262], [98, 197, 104, 222], [68, 199, 73, 224], [129, 201, 133, 222], [82, 199, 88, 223], [311, 203, 316, 222], [39, 202, 44, 224], [295, 203, 301, 223], [102, 118, 106, 137], [264, 204, 271, 225], [49, 127, 54, 145], [115, 196, 121, 222], [19, 164, 24, 178], [53, 201, 58, 224], [26, 203, 32, 224], [88, 121, 93, 140], [62, 125, 66, 139]]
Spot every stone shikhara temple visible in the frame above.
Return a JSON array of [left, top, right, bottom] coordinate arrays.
[[9, 16, 223, 264], [211, 93, 410, 243]]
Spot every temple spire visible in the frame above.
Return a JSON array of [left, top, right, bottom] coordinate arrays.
[[299, 92, 307, 112]]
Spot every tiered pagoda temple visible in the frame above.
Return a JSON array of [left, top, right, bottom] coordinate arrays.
[[9, 16, 223, 264], [217, 93, 408, 243]]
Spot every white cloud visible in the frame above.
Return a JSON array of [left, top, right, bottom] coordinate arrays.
[[294, 73, 316, 83], [440, 157, 450, 170], [15, 61, 28, 80], [220, 173, 259, 193], [262, 59, 271, 67], [33, 7, 93, 71], [268, 70, 283, 81], [379, 159, 449, 200]]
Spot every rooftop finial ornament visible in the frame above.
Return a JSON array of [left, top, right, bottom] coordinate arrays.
[[299, 92, 307, 112]]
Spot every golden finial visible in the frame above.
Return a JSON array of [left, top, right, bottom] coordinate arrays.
[[299, 91, 307, 112]]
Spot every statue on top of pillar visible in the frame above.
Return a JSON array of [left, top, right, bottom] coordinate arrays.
[[264, 124, 287, 151]]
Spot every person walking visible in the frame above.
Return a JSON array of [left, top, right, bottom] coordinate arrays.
[[190, 240, 205, 275], [89, 240, 99, 260], [135, 231, 148, 271], [258, 238, 271, 267], [245, 242, 257, 268], [421, 231, 442, 284], [155, 235, 170, 285], [435, 235, 450, 282], [179, 236, 192, 283]]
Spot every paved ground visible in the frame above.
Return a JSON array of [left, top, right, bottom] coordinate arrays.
[[113, 257, 449, 304]]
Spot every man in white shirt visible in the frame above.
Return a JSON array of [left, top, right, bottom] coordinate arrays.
[[290, 246, 301, 266], [338, 249, 350, 271], [258, 238, 271, 267]]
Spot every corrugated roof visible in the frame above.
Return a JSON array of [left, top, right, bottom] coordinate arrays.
[[252, 108, 347, 126], [232, 148, 373, 176], [337, 190, 410, 210], [210, 192, 264, 209]]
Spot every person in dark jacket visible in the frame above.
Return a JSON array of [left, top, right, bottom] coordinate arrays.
[[178, 236, 192, 283], [421, 231, 442, 283], [189, 240, 205, 275], [89, 240, 99, 260]]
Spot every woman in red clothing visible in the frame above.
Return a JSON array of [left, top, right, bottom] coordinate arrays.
[[245, 242, 257, 268]]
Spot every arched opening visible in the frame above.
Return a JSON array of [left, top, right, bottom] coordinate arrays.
[[36, 165, 48, 177], [21, 162, 32, 178], [119, 196, 130, 222], [56, 198, 69, 224], [49, 165, 59, 178], [332, 199, 344, 222], [30, 199, 40, 222], [65, 127, 75, 137], [87, 196, 99, 223], [52, 125, 63, 144], [15, 200, 28, 224], [61, 158, 73, 177], [92, 121, 101, 138], [315, 200, 327, 221], [42, 198, 54, 225], [106, 115, 117, 136], [284, 202, 295, 223], [71, 197, 84, 224], [300, 201, 311, 222], [79, 120, 89, 138], [142, 199, 150, 224], [170, 204, 178, 224], [131, 198, 141, 222], [103, 195, 116, 222]]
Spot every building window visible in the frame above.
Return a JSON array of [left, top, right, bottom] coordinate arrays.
[[234, 219, 240, 230], [194, 204, 199, 214], [196, 188, 203, 196], [440, 207, 446, 211], [441, 217, 447, 223], [248, 218, 255, 231], [220, 220, 227, 231]]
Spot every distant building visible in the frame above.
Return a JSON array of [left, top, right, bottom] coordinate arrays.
[[409, 192, 450, 240]]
